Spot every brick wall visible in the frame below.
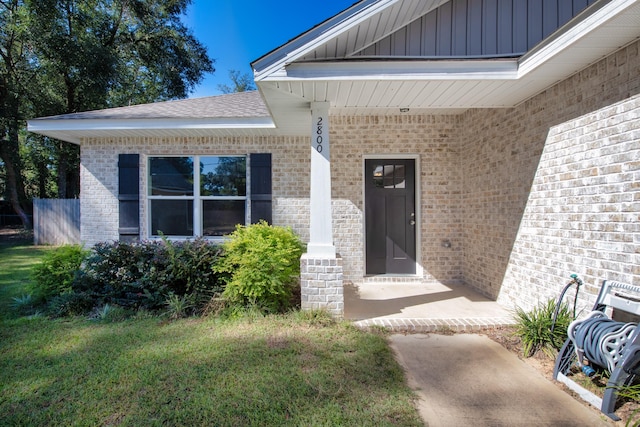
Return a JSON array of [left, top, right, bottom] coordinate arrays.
[[79, 39, 640, 313], [497, 93, 640, 311], [462, 39, 640, 309], [329, 114, 463, 283], [80, 136, 310, 245]]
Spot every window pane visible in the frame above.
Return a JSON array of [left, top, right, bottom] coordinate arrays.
[[373, 164, 406, 188], [150, 200, 193, 236], [373, 165, 384, 188], [149, 157, 194, 196], [202, 200, 246, 236], [388, 165, 405, 189], [200, 157, 246, 196]]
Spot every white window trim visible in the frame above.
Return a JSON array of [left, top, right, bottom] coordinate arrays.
[[147, 154, 248, 240]]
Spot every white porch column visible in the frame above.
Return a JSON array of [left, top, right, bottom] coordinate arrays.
[[307, 101, 336, 257], [300, 101, 343, 317]]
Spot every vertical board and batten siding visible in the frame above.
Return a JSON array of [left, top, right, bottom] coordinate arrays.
[[297, 0, 450, 61], [355, 0, 597, 57], [33, 199, 80, 245]]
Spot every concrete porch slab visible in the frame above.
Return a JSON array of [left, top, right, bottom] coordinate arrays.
[[344, 281, 515, 332]]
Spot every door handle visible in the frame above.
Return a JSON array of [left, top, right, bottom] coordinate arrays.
[[410, 212, 415, 226]]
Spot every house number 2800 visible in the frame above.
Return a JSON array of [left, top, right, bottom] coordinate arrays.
[[315, 117, 324, 153]]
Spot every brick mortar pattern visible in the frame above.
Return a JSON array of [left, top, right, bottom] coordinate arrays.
[[79, 40, 639, 314], [80, 136, 310, 245], [300, 254, 344, 317], [462, 40, 640, 308]]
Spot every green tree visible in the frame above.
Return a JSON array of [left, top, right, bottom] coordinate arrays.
[[1, 0, 215, 224], [0, 0, 33, 227], [217, 69, 256, 94]]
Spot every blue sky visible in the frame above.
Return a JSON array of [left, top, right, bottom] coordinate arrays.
[[182, 1, 357, 98]]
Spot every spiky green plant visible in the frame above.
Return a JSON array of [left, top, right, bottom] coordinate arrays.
[[513, 299, 573, 357], [164, 293, 195, 320], [10, 294, 34, 316]]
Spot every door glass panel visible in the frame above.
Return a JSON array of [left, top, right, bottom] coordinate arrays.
[[373, 165, 384, 188], [373, 164, 405, 189]]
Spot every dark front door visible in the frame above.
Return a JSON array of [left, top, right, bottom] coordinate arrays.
[[365, 159, 416, 275]]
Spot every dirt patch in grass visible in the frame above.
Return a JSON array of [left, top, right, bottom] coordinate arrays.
[[483, 326, 640, 426]]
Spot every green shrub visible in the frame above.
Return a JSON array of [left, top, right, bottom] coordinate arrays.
[[164, 238, 225, 301], [47, 292, 94, 318], [513, 299, 572, 357], [30, 245, 87, 301], [73, 239, 224, 312], [216, 221, 305, 313], [73, 241, 169, 310]]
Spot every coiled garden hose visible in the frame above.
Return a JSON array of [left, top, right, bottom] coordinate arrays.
[[568, 311, 637, 373]]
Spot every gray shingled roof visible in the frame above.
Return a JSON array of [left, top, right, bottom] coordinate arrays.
[[35, 90, 269, 121]]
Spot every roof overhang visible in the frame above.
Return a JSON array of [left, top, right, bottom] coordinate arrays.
[[254, 0, 640, 134], [27, 117, 276, 145], [27, 0, 640, 143]]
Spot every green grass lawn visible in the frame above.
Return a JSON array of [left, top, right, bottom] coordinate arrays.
[[0, 235, 50, 321], [0, 239, 423, 426]]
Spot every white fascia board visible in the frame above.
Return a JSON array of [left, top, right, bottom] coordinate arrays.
[[27, 117, 276, 133], [518, 0, 640, 77], [253, 0, 399, 81], [271, 59, 519, 81]]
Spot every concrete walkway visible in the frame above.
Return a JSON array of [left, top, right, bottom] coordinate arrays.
[[344, 281, 614, 426], [389, 334, 612, 426], [345, 281, 515, 331]]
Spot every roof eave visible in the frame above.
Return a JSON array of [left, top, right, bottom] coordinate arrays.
[[252, 0, 395, 80], [274, 58, 520, 81], [27, 117, 276, 144]]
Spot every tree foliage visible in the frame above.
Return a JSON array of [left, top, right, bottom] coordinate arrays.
[[0, 0, 214, 225], [217, 69, 256, 94]]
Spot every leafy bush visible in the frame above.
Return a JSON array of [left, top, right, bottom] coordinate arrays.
[[30, 245, 88, 301], [73, 241, 169, 310], [47, 292, 94, 318], [216, 221, 305, 313], [513, 299, 572, 357], [164, 238, 225, 302], [72, 239, 224, 313]]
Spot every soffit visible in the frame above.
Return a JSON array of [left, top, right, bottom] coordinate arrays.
[[256, 0, 640, 135]]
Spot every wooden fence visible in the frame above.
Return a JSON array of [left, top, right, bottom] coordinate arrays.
[[33, 199, 80, 245]]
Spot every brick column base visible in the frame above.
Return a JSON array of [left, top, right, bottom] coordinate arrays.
[[300, 253, 344, 317]]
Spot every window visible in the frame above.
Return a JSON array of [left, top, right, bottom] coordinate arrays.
[[148, 156, 247, 238], [372, 164, 406, 189]]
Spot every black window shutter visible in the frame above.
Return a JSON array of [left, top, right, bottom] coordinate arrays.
[[250, 153, 272, 224], [118, 154, 140, 242]]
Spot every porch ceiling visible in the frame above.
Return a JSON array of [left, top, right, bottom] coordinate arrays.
[[257, 0, 640, 135]]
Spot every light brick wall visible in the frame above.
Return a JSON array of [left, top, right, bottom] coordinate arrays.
[[329, 114, 463, 283], [461, 39, 640, 309], [300, 254, 344, 317], [497, 94, 640, 312], [78, 39, 640, 313], [80, 136, 310, 245], [80, 116, 465, 286]]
